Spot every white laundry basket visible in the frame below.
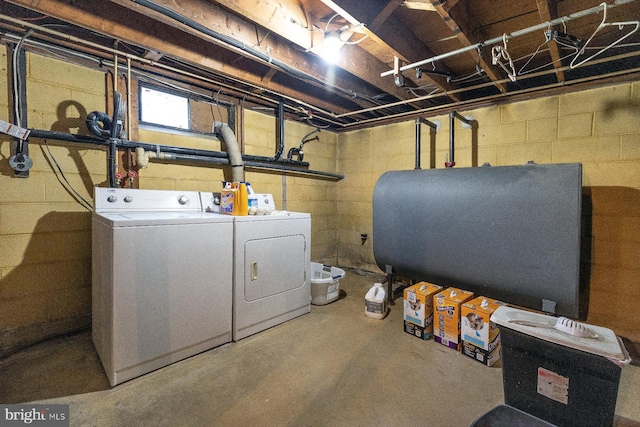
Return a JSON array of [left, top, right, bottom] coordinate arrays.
[[310, 263, 345, 305]]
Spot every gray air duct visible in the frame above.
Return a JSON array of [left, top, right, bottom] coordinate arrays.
[[372, 163, 583, 317], [216, 123, 244, 182]]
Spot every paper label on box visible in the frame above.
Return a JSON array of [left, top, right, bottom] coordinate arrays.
[[537, 367, 569, 405], [407, 291, 417, 303]]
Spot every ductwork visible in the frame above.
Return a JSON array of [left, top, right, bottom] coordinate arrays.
[[216, 123, 244, 182]]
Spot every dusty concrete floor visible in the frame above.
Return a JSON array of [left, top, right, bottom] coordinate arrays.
[[1, 270, 639, 426]]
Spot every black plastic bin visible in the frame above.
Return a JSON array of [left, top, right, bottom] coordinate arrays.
[[491, 306, 631, 427], [471, 405, 556, 427]]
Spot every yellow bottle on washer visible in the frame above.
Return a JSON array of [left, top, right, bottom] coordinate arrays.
[[234, 182, 249, 216]]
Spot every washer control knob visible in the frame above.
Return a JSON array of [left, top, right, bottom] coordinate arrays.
[[107, 196, 117, 203], [124, 196, 133, 203], [178, 195, 189, 205]]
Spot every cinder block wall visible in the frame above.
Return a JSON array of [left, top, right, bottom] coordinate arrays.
[[2, 48, 638, 356], [336, 82, 640, 343], [0, 51, 338, 356], [0, 52, 106, 356]]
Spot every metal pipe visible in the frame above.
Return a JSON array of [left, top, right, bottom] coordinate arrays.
[[415, 119, 421, 170], [345, 49, 640, 120], [108, 138, 117, 187], [2, 13, 638, 129], [380, 0, 638, 77], [149, 152, 343, 180], [446, 112, 474, 168], [452, 112, 472, 126], [447, 112, 455, 168], [415, 117, 438, 170], [0, 14, 346, 128], [341, 64, 640, 128], [274, 100, 285, 160], [244, 162, 344, 180], [27, 128, 341, 180]]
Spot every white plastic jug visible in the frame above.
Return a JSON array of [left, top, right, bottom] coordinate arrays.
[[246, 182, 259, 215], [365, 282, 387, 319]]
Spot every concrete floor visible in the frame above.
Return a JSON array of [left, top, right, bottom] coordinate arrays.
[[1, 270, 639, 427]]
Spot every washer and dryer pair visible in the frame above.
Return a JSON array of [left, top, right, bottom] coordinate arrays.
[[92, 187, 310, 386]]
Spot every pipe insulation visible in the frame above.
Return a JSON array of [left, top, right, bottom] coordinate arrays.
[[215, 123, 244, 182], [372, 163, 583, 317]]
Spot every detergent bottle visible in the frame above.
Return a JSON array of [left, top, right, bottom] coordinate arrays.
[[234, 182, 249, 216], [365, 282, 387, 319], [220, 181, 235, 215]]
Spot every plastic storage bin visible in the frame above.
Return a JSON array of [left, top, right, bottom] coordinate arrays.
[[471, 405, 556, 427], [491, 306, 631, 427], [310, 263, 345, 305]]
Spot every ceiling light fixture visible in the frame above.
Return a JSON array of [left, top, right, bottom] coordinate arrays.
[[323, 30, 343, 51]]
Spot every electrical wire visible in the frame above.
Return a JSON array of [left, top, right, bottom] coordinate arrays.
[[43, 140, 94, 211], [12, 29, 34, 138]]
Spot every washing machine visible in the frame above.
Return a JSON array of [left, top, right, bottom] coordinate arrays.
[[92, 187, 234, 386], [231, 212, 311, 341]]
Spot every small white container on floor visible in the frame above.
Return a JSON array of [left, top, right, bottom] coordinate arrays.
[[365, 283, 387, 319]]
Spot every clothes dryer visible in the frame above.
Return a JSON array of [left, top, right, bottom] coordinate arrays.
[[231, 212, 311, 341]]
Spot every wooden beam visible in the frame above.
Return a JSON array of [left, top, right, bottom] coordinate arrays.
[[211, 0, 416, 102], [320, 0, 460, 103], [3, 0, 380, 114], [536, 0, 566, 83], [403, 1, 436, 12], [427, 0, 508, 93]]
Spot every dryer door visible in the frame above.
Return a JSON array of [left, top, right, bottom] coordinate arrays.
[[244, 234, 306, 301]]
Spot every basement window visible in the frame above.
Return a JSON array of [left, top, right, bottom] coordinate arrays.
[[138, 84, 232, 135], [140, 86, 189, 129]]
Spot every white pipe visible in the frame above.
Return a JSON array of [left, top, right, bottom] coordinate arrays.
[[347, 49, 640, 120], [381, 0, 638, 77]]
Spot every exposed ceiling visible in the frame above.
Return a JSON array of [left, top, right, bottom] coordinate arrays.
[[1, 0, 640, 131]]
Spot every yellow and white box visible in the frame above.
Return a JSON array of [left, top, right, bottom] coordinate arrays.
[[403, 282, 442, 339], [461, 296, 505, 366], [433, 287, 474, 350]]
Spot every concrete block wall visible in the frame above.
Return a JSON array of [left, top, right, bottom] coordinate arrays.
[[0, 51, 339, 356], [336, 82, 640, 342], [242, 109, 339, 265], [0, 52, 106, 356], [2, 47, 638, 354]]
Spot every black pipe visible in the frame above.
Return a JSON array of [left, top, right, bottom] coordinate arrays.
[[150, 152, 343, 180], [29, 129, 311, 166], [415, 119, 421, 170], [447, 112, 456, 167], [27, 128, 339, 180], [415, 118, 438, 170], [447, 112, 474, 168], [108, 138, 117, 187], [245, 162, 344, 180], [86, 111, 113, 138], [274, 100, 285, 160]]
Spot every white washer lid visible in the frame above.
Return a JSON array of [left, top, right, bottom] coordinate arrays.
[[491, 306, 631, 365]]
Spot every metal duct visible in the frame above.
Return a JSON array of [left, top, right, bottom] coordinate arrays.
[[372, 163, 583, 317]]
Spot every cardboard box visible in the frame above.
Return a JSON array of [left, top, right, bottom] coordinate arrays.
[[433, 287, 474, 350], [461, 296, 505, 365], [403, 282, 442, 339], [404, 321, 430, 340], [462, 339, 502, 367]]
